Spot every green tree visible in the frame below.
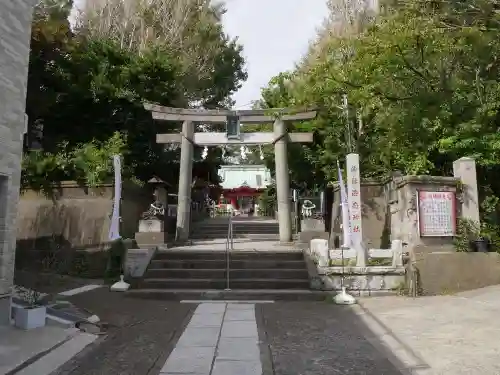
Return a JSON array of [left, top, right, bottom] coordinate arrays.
[[258, 0, 500, 218], [76, 0, 247, 108], [260, 0, 500, 173], [24, 0, 247, 189]]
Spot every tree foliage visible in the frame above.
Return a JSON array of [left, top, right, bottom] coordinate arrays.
[[76, 0, 246, 108], [259, 0, 500, 217], [24, 0, 247, 189]]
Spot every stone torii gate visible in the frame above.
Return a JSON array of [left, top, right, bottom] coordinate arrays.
[[144, 103, 316, 243]]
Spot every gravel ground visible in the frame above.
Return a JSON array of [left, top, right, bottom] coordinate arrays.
[[258, 302, 403, 375], [50, 289, 194, 375], [47, 291, 403, 375]]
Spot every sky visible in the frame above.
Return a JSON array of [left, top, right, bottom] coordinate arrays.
[[221, 0, 328, 108], [70, 0, 329, 109]]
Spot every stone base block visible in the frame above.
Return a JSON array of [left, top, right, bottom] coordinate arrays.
[[299, 231, 329, 244], [310, 239, 329, 267], [139, 219, 164, 233], [124, 248, 156, 278], [135, 232, 167, 248], [319, 274, 405, 293], [300, 218, 325, 232]]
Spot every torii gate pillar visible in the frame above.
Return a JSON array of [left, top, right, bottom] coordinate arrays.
[[177, 120, 194, 241], [274, 119, 292, 242]]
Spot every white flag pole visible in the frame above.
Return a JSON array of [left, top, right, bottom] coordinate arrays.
[[109, 154, 130, 292], [108, 155, 122, 241]]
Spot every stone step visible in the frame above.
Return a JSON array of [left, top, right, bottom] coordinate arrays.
[[190, 229, 280, 235], [189, 234, 280, 240], [126, 289, 333, 301], [153, 251, 304, 261], [190, 234, 279, 238], [149, 259, 307, 270], [193, 222, 279, 226], [192, 225, 279, 230], [144, 268, 309, 279], [138, 278, 311, 290], [207, 228, 280, 231], [190, 228, 280, 234]]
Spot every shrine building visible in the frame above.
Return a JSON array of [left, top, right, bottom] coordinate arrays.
[[217, 165, 272, 211]]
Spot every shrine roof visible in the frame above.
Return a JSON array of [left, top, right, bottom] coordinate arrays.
[[223, 185, 264, 192], [147, 176, 171, 186]]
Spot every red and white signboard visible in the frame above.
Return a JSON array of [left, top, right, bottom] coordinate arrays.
[[417, 191, 456, 237]]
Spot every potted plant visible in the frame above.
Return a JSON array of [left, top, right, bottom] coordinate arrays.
[[454, 218, 481, 252], [474, 235, 489, 252], [13, 287, 46, 330]]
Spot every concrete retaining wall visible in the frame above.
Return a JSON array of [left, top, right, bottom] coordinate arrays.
[[15, 182, 151, 276], [414, 251, 500, 295]]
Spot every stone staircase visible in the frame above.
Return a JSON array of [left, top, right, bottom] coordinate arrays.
[[128, 249, 330, 301], [189, 218, 280, 240]]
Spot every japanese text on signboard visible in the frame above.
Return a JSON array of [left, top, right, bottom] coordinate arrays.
[[418, 191, 456, 237]]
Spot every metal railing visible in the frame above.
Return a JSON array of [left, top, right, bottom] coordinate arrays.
[[225, 212, 234, 291]]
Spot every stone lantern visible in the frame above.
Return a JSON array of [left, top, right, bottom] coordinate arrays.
[[147, 176, 169, 212]]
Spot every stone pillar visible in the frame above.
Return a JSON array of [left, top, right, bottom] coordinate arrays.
[[453, 157, 480, 224], [176, 121, 194, 241], [0, 0, 38, 326], [274, 119, 292, 242], [346, 153, 367, 267]]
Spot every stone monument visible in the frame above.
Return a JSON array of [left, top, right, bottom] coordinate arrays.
[[299, 192, 329, 243], [453, 157, 480, 224], [346, 153, 367, 267]]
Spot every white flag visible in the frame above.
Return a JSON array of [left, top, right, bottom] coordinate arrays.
[[338, 161, 351, 248], [108, 155, 122, 241]]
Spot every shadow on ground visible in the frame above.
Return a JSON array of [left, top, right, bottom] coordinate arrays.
[[257, 302, 429, 375], [14, 270, 104, 295], [50, 289, 195, 375]]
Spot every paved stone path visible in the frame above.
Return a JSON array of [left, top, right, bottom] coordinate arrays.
[[160, 302, 262, 375], [160, 301, 403, 375], [259, 302, 403, 375], [52, 289, 195, 375], [21, 282, 500, 375], [358, 285, 500, 375], [49, 290, 403, 375]]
